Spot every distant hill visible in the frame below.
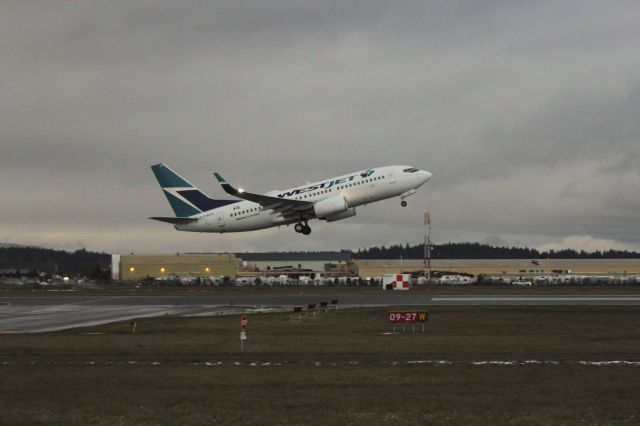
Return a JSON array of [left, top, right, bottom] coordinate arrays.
[[0, 243, 41, 249], [353, 242, 640, 260], [0, 247, 110, 276]]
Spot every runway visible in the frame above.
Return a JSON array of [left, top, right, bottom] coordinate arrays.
[[1, 293, 639, 333]]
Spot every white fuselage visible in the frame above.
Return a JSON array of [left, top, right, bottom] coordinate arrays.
[[176, 165, 430, 233]]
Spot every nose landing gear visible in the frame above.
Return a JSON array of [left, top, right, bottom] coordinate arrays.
[[400, 188, 416, 207]]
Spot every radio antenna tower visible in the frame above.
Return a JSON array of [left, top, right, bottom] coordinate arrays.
[[424, 209, 432, 286]]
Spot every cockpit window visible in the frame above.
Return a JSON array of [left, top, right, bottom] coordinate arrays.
[[403, 168, 419, 173]]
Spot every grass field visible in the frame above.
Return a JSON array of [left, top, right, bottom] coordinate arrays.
[[2, 306, 640, 424]]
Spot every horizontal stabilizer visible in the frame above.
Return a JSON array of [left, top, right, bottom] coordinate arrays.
[[149, 217, 198, 225]]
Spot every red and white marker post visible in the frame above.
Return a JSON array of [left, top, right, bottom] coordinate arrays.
[[240, 315, 248, 352]]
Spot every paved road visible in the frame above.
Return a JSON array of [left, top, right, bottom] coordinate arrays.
[[1, 294, 639, 333]]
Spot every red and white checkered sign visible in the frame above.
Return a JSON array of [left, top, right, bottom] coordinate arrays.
[[394, 274, 409, 289], [382, 274, 411, 290], [395, 274, 410, 289]]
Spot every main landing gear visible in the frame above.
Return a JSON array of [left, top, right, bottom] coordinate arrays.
[[294, 220, 312, 235]]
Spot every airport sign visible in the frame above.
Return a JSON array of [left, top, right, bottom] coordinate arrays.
[[387, 311, 429, 323]]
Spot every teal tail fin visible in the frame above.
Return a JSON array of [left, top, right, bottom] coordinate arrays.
[[151, 164, 237, 217]]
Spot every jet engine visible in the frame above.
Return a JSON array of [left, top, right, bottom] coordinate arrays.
[[324, 207, 356, 222], [313, 195, 348, 218]]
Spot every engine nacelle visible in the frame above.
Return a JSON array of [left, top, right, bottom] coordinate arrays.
[[324, 207, 356, 222], [314, 195, 348, 218]]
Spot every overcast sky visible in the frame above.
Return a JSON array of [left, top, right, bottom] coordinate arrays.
[[1, 1, 639, 254]]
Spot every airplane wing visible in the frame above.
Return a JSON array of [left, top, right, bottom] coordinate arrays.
[[213, 172, 314, 218]]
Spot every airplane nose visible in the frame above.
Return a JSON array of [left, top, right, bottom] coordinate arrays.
[[421, 170, 432, 182]]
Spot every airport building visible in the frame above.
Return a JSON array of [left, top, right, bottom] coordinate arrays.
[[355, 259, 640, 278], [111, 253, 238, 281], [237, 252, 355, 277], [111, 253, 640, 282]]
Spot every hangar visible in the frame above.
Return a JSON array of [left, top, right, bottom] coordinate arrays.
[[355, 259, 640, 278], [111, 253, 238, 281]]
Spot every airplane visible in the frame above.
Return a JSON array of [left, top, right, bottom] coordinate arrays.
[[150, 164, 431, 235]]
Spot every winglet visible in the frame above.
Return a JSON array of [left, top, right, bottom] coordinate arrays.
[[213, 172, 238, 196], [213, 172, 226, 184]]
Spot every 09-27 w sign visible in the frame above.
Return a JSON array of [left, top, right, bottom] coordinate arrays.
[[387, 311, 429, 323]]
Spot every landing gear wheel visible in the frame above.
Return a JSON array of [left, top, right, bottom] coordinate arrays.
[[294, 223, 304, 233], [301, 226, 312, 235], [401, 200, 408, 207]]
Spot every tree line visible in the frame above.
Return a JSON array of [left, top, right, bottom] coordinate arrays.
[[353, 242, 640, 259], [0, 247, 110, 276]]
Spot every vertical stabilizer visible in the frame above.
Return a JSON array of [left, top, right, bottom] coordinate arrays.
[[151, 164, 237, 217]]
